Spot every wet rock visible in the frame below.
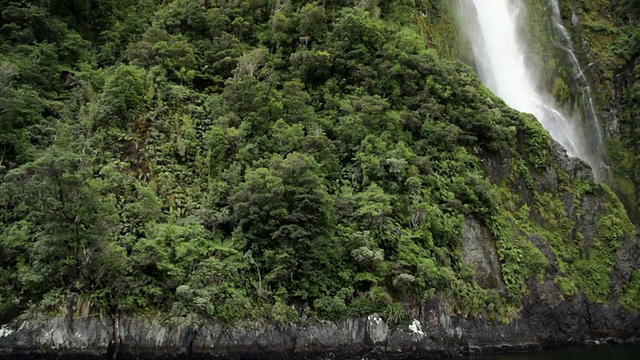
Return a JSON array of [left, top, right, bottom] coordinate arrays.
[[550, 140, 594, 181], [480, 145, 513, 184], [461, 217, 505, 291], [0, 296, 638, 359], [572, 13, 580, 27], [365, 314, 388, 346], [528, 235, 562, 275]]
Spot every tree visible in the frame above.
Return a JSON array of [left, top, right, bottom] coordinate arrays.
[[230, 152, 341, 299], [96, 64, 146, 128], [0, 146, 120, 316]]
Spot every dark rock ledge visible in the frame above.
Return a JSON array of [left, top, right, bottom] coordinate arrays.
[[1, 295, 638, 360]]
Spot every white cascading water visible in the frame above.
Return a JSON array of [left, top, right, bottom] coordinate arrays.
[[457, 0, 606, 180], [547, 0, 606, 178]]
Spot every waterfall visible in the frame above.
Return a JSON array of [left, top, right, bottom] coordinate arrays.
[[547, 0, 606, 179], [456, 0, 606, 181]]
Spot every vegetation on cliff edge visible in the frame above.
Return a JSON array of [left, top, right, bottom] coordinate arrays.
[[0, 0, 636, 325]]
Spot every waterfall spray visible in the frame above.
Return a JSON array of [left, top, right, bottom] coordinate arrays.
[[457, 0, 606, 181], [547, 0, 607, 178]]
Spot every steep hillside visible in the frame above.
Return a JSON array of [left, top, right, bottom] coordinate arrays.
[[0, 0, 637, 341], [551, 0, 640, 219]]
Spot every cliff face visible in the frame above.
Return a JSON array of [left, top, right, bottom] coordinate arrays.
[[539, 0, 640, 221], [0, 1, 639, 355], [1, 142, 638, 358], [0, 297, 638, 358], [448, 0, 640, 316]]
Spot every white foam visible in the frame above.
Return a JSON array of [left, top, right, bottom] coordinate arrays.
[[457, 0, 606, 180]]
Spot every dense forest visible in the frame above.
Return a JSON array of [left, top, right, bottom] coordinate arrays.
[[0, 0, 638, 326]]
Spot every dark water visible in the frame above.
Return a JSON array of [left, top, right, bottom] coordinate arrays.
[[1, 346, 639, 360], [463, 345, 640, 360]]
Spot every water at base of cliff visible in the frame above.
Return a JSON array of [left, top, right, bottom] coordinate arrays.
[[463, 344, 640, 360], [0, 344, 639, 359]]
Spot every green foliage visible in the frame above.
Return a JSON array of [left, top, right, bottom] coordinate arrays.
[[172, 253, 254, 323], [530, 181, 633, 304], [0, 0, 636, 325], [518, 116, 552, 169], [96, 64, 146, 128], [573, 185, 636, 303], [552, 77, 571, 104], [555, 276, 578, 298], [620, 270, 640, 312], [555, 0, 640, 226], [489, 211, 548, 305]]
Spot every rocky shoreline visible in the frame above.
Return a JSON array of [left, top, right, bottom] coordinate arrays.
[[1, 293, 638, 359], [0, 335, 637, 360]]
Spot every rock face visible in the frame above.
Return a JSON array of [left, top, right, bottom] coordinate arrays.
[[548, 140, 595, 182], [1, 294, 638, 359], [461, 217, 505, 291]]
